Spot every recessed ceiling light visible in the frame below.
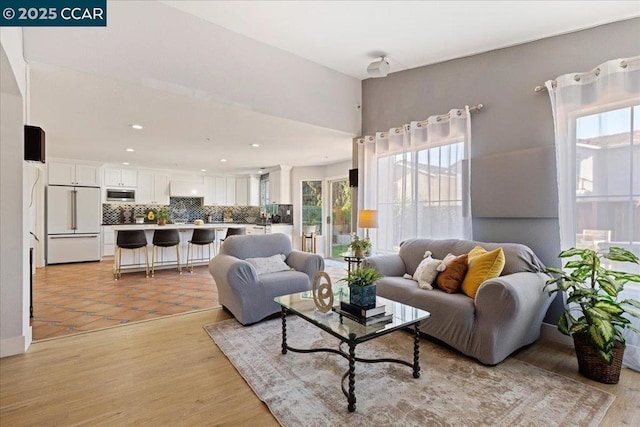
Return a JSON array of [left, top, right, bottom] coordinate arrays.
[[220, 159, 227, 163], [122, 162, 130, 166], [201, 169, 206, 172], [130, 124, 143, 130], [250, 143, 260, 147], [126, 148, 135, 152]]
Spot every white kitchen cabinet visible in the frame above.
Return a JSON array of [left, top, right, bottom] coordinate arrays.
[[48, 161, 100, 186], [268, 167, 291, 204], [204, 176, 236, 205], [137, 171, 170, 204], [271, 224, 293, 242], [235, 177, 248, 205], [235, 175, 260, 206], [225, 177, 236, 205], [105, 167, 137, 187], [102, 225, 114, 257], [214, 177, 226, 204]]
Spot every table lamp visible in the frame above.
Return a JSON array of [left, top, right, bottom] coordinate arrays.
[[358, 209, 378, 240]]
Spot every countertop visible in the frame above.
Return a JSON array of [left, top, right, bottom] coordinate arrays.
[[109, 223, 294, 231], [104, 222, 293, 227]]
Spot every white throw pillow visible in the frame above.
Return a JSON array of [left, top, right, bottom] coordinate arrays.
[[245, 254, 291, 275], [403, 251, 446, 290]]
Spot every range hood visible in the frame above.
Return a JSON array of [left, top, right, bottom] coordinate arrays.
[[170, 181, 205, 197]]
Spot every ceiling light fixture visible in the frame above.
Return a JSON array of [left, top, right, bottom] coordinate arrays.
[[122, 162, 130, 165], [130, 124, 143, 130], [220, 159, 227, 163], [367, 56, 390, 78], [201, 169, 207, 172], [126, 148, 135, 152], [250, 143, 260, 147]]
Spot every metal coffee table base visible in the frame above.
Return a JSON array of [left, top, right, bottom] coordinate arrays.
[[280, 307, 421, 412]]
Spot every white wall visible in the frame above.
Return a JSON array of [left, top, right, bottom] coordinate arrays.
[[1, 33, 31, 357], [290, 160, 351, 256]]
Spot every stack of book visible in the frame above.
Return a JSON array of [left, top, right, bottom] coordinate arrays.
[[333, 301, 393, 326]]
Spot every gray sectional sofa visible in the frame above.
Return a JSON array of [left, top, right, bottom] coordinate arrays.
[[363, 238, 554, 365]]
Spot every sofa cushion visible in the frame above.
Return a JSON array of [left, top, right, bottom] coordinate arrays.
[[376, 276, 475, 349], [461, 246, 505, 298], [435, 253, 468, 294], [246, 254, 291, 275], [260, 270, 312, 300]]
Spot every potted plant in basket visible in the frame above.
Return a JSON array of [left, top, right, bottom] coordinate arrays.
[[544, 246, 640, 384], [349, 235, 371, 258], [340, 266, 382, 308], [134, 213, 145, 224], [156, 208, 169, 226]]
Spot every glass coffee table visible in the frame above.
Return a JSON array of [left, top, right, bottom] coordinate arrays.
[[274, 291, 431, 412]]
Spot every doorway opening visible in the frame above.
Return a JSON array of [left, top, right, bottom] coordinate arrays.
[[328, 178, 352, 259]]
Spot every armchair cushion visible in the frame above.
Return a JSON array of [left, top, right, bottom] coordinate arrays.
[[246, 254, 291, 275]]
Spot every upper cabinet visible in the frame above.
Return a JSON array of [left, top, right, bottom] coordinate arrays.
[[48, 161, 100, 187], [204, 176, 238, 205], [236, 175, 260, 206], [104, 168, 137, 188], [137, 171, 170, 204], [268, 166, 292, 204]]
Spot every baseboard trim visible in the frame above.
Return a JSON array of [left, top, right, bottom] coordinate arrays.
[[0, 328, 31, 358], [541, 322, 573, 347]]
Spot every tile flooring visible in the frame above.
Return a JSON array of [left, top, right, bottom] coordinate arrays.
[[31, 260, 218, 340], [31, 257, 348, 341]]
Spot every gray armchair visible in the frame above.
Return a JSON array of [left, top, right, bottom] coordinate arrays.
[[209, 233, 324, 325]]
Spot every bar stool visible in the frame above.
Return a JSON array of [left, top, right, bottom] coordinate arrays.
[[151, 229, 182, 277], [115, 230, 149, 280], [222, 227, 246, 240], [186, 228, 216, 273]]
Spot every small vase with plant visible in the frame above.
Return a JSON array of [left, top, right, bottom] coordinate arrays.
[[134, 213, 145, 224], [156, 208, 169, 226], [349, 235, 371, 258], [544, 246, 640, 384], [340, 266, 382, 308]]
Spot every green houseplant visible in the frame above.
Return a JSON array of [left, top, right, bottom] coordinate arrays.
[[349, 235, 371, 258], [134, 213, 145, 224], [156, 208, 169, 226], [340, 266, 382, 307], [544, 246, 640, 383]]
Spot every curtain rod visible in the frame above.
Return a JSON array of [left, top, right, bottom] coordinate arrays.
[[358, 103, 484, 141], [534, 56, 640, 92]]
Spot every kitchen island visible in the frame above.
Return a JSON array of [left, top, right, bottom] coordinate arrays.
[[109, 223, 293, 275]]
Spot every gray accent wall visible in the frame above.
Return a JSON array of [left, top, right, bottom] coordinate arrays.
[[361, 18, 640, 323]]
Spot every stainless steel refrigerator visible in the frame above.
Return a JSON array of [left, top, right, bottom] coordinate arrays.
[[46, 185, 101, 264]]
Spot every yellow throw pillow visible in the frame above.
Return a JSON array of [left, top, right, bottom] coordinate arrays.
[[461, 246, 505, 298]]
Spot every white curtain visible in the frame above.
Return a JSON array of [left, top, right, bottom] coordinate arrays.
[[358, 107, 472, 253], [546, 56, 640, 370]]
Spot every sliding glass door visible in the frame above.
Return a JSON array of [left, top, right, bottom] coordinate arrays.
[[328, 178, 352, 259]]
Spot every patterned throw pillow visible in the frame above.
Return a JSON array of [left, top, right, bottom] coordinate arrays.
[[245, 254, 291, 275], [435, 253, 468, 294], [461, 246, 505, 298]]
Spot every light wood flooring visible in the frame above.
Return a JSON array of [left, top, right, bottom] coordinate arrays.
[[2, 308, 638, 426]]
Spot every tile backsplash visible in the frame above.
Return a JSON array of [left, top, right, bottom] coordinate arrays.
[[102, 197, 261, 225]]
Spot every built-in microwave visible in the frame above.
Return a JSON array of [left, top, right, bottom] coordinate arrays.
[[106, 188, 135, 202]]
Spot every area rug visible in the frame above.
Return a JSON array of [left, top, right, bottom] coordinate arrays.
[[205, 317, 615, 427]]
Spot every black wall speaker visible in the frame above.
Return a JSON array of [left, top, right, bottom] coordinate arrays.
[[349, 168, 358, 187], [24, 125, 45, 163]]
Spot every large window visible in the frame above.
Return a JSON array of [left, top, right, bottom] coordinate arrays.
[[574, 104, 639, 273], [376, 140, 467, 252], [301, 180, 322, 235]]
